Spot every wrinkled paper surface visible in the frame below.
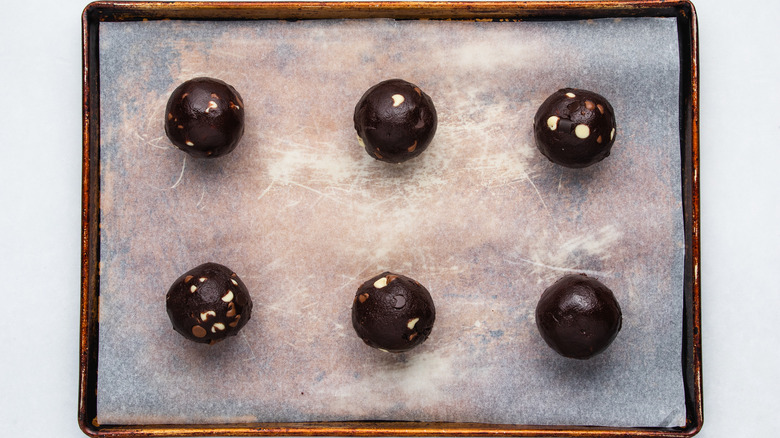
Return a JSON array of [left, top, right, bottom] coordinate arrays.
[[97, 17, 685, 427]]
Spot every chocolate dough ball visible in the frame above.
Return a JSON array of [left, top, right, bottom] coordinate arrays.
[[166, 262, 253, 344], [351, 272, 435, 352], [165, 77, 245, 158], [533, 88, 616, 168], [353, 79, 437, 163], [535, 274, 622, 359]]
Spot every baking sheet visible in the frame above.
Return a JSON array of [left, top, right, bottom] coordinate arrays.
[[97, 17, 685, 427]]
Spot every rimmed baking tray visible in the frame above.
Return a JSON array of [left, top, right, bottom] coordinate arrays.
[[80, 1, 700, 436]]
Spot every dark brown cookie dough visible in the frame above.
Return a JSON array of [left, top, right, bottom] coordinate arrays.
[[535, 273, 622, 359], [353, 79, 437, 163], [165, 77, 245, 158], [351, 272, 435, 352], [533, 88, 616, 168], [166, 262, 253, 344]]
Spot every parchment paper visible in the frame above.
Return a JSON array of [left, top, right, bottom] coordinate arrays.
[[97, 17, 685, 428]]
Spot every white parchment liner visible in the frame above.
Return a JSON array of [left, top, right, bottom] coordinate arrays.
[[97, 17, 685, 427]]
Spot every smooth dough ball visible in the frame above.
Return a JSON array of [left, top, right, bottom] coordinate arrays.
[[166, 262, 253, 344], [533, 88, 617, 168], [165, 77, 245, 158], [535, 273, 622, 359], [353, 79, 437, 163], [351, 272, 436, 352]]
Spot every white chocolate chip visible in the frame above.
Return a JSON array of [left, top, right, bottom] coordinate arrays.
[[211, 323, 225, 333], [610, 128, 616, 140], [356, 135, 365, 148], [407, 317, 420, 329], [391, 94, 405, 107], [230, 279, 238, 286], [185, 141, 195, 147], [200, 310, 216, 321], [222, 290, 234, 302], [199, 277, 207, 282], [205, 100, 218, 113], [574, 124, 590, 139], [373, 277, 388, 289], [378, 348, 389, 353], [190, 285, 197, 293], [546, 116, 560, 131], [565, 92, 576, 98]]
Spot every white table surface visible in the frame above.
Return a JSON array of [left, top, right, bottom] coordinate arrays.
[[0, 0, 777, 436]]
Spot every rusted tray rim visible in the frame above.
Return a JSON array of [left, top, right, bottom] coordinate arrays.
[[83, 0, 692, 20]]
